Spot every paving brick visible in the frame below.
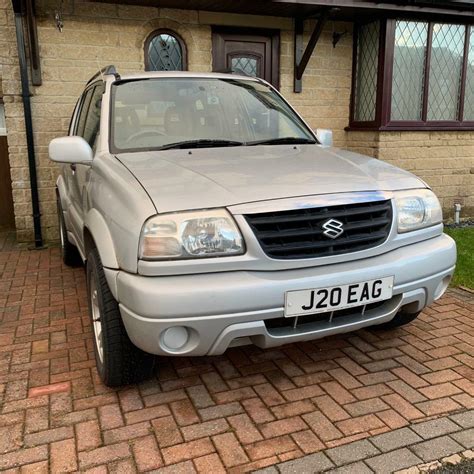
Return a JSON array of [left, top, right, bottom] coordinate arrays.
[[1, 241, 473, 474], [412, 417, 460, 439], [326, 461, 373, 473], [245, 435, 297, 461], [50, 439, 77, 473], [416, 397, 462, 417], [193, 453, 226, 473], [213, 432, 249, 467], [276, 452, 334, 473], [78, 443, 131, 469], [336, 414, 385, 436], [419, 382, 462, 400], [24, 426, 74, 447], [291, 430, 325, 454], [181, 419, 229, 441], [451, 428, 474, 449], [260, 416, 307, 438], [199, 401, 244, 421], [303, 411, 343, 441], [76, 420, 102, 451], [366, 448, 421, 473], [371, 427, 422, 452], [132, 435, 163, 471], [170, 399, 200, 426], [0, 446, 48, 470], [411, 435, 464, 462], [326, 439, 380, 466], [450, 410, 474, 428], [103, 421, 150, 444], [152, 416, 183, 448], [28, 381, 70, 398], [344, 398, 390, 417]]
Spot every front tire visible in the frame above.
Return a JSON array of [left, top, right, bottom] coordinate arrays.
[[377, 310, 422, 330], [86, 247, 155, 387]]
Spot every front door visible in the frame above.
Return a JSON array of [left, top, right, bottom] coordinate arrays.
[[212, 27, 280, 88], [0, 130, 15, 230]]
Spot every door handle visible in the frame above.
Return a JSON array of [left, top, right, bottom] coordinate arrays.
[[70, 163, 76, 174]]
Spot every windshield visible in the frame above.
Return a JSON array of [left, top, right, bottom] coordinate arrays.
[[110, 78, 316, 152]]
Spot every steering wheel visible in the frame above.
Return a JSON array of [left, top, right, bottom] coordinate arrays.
[[126, 129, 166, 143]]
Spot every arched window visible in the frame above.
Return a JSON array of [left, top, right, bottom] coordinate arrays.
[[145, 30, 187, 71]]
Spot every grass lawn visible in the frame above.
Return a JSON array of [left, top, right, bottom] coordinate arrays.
[[444, 227, 474, 289]]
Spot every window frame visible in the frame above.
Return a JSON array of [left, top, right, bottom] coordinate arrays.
[[349, 18, 474, 131], [144, 29, 188, 72]]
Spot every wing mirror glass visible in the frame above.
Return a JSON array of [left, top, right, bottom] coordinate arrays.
[[316, 129, 333, 147], [49, 136, 93, 165]]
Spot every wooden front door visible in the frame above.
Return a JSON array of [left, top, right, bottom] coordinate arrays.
[[0, 135, 15, 229], [212, 27, 280, 88]]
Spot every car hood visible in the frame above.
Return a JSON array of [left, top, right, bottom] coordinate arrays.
[[116, 145, 425, 213]]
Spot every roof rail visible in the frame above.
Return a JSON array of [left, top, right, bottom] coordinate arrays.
[[87, 65, 120, 85]]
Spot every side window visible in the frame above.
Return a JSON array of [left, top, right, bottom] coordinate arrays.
[[82, 85, 104, 150], [74, 88, 94, 137]]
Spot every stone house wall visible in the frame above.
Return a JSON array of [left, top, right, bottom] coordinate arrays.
[[0, 0, 472, 241]]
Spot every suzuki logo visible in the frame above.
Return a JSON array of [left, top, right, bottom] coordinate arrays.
[[322, 219, 344, 239]]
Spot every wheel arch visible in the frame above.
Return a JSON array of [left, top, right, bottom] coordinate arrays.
[[83, 209, 119, 269]]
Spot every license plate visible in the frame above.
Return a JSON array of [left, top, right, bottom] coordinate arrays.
[[285, 277, 394, 318]]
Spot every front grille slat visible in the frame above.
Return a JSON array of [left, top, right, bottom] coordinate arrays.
[[246, 202, 391, 225], [244, 199, 392, 260]]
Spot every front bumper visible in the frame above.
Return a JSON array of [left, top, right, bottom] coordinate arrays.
[[115, 234, 456, 356]]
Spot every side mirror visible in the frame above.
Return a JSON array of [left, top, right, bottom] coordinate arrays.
[[316, 129, 333, 147], [49, 136, 93, 165]]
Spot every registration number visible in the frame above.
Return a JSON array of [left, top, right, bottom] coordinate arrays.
[[285, 277, 394, 317]]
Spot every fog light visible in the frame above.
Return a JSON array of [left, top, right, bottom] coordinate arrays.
[[434, 276, 451, 300], [161, 326, 189, 350]]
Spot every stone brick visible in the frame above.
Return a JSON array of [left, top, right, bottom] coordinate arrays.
[[451, 429, 474, 449], [326, 439, 380, 466], [366, 448, 422, 473], [371, 427, 422, 452], [276, 452, 334, 473], [411, 417, 460, 440], [411, 435, 464, 462]]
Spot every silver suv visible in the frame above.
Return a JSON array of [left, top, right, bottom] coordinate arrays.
[[50, 67, 456, 386]]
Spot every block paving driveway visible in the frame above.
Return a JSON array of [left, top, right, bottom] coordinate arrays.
[[0, 234, 473, 473]]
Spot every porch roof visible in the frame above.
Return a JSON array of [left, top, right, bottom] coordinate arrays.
[[92, 0, 474, 21]]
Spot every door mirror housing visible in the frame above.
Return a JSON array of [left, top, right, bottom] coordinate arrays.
[[49, 136, 93, 165], [316, 129, 333, 147]]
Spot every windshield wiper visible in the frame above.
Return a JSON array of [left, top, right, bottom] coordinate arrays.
[[247, 137, 317, 146], [159, 139, 244, 150]]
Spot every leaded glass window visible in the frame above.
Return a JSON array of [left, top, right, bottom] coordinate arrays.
[[351, 19, 474, 129], [463, 28, 474, 121], [353, 21, 380, 122], [146, 31, 186, 71], [392, 21, 428, 121], [427, 24, 465, 121]]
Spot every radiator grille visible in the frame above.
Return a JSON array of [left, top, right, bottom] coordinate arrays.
[[245, 199, 393, 259]]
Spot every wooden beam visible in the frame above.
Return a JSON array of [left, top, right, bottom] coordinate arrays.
[[294, 18, 304, 92], [293, 8, 329, 92]]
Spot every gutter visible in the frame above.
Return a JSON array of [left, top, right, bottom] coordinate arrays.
[[11, 0, 43, 248]]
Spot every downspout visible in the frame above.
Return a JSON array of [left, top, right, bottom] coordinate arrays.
[[12, 0, 43, 248]]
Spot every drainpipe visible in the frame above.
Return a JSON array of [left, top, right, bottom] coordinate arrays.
[[12, 0, 43, 247]]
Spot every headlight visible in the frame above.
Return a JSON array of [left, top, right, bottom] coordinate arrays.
[[395, 189, 442, 233], [140, 209, 244, 260]]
